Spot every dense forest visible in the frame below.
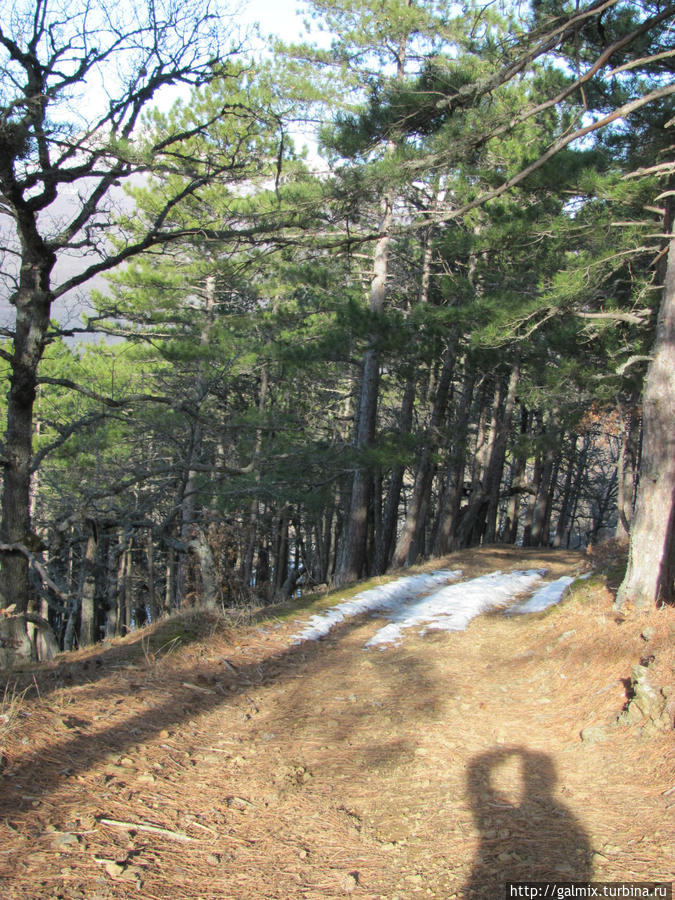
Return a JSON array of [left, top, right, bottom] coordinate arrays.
[[0, 0, 673, 661]]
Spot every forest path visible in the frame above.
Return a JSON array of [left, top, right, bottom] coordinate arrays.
[[1, 546, 673, 899]]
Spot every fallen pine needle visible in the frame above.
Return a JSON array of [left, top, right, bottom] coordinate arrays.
[[181, 682, 216, 694], [97, 817, 193, 843]]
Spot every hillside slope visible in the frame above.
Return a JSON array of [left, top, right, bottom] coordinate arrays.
[[1, 546, 673, 899]]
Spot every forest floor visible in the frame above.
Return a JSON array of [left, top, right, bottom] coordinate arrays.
[[1, 545, 673, 900]]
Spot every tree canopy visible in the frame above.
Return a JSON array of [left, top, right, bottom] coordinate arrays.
[[1, 0, 673, 660]]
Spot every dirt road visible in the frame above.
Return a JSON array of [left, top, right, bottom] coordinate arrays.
[[1, 547, 673, 899]]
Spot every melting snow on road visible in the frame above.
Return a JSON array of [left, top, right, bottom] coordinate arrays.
[[506, 576, 574, 615], [505, 572, 591, 615], [292, 567, 584, 649], [291, 570, 462, 643], [365, 569, 546, 648]]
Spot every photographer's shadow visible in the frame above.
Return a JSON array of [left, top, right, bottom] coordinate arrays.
[[464, 747, 593, 898]]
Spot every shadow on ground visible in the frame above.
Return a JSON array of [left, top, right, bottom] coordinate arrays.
[[463, 746, 593, 897], [0, 609, 443, 823]]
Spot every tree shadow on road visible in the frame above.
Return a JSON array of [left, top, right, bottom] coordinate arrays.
[[464, 746, 593, 898], [0, 609, 443, 822]]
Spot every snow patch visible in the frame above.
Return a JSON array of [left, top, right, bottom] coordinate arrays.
[[506, 576, 574, 615], [291, 570, 462, 643], [365, 569, 546, 648]]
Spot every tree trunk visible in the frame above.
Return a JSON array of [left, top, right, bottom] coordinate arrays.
[[615, 403, 640, 542], [79, 521, 98, 647], [335, 193, 392, 586], [565, 437, 589, 549], [504, 406, 529, 544], [455, 378, 501, 548], [190, 528, 219, 608], [392, 343, 454, 568], [431, 370, 475, 555], [484, 357, 520, 543], [591, 468, 617, 544], [553, 434, 578, 548], [615, 196, 675, 609], [115, 535, 132, 636], [522, 414, 545, 547], [146, 530, 160, 622], [164, 548, 176, 617], [375, 377, 416, 573], [0, 247, 55, 611], [272, 508, 290, 596], [530, 433, 557, 547]]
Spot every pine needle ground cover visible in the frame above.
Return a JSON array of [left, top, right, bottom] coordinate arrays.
[[0, 547, 673, 899]]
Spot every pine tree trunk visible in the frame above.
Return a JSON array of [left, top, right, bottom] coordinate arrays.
[[191, 528, 219, 608], [146, 530, 160, 622], [553, 434, 578, 548], [164, 548, 176, 616], [334, 113, 399, 586], [392, 343, 454, 568], [455, 379, 501, 548], [375, 377, 416, 573], [0, 252, 54, 611], [565, 437, 589, 549], [615, 197, 675, 609], [591, 469, 617, 543], [504, 406, 529, 544], [104, 536, 118, 638], [273, 508, 289, 596], [432, 370, 475, 555], [522, 413, 546, 547], [615, 403, 640, 542], [241, 366, 269, 586], [530, 434, 557, 547], [79, 521, 98, 647], [115, 535, 132, 636], [484, 357, 520, 543]]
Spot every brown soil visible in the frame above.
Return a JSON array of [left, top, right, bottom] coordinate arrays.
[[1, 546, 673, 900]]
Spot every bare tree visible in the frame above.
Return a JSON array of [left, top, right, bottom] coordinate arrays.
[[0, 0, 244, 611]]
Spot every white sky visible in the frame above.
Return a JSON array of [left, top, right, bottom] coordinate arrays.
[[241, 0, 312, 43], [0, 0, 320, 334]]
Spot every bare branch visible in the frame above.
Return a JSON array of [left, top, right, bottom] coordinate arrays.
[[616, 355, 654, 375], [0, 542, 70, 603], [575, 310, 651, 326], [36, 375, 175, 408], [607, 48, 675, 76], [439, 84, 675, 225]]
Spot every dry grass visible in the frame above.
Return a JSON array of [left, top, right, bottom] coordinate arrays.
[[0, 545, 673, 899], [0, 681, 30, 748]]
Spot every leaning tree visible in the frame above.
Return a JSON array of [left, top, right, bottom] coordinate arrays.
[[0, 0, 255, 613]]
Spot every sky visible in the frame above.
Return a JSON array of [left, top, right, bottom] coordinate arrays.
[[0, 0, 321, 337], [241, 0, 311, 44]]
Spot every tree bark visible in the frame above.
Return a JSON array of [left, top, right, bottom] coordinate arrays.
[[614, 403, 640, 542], [431, 370, 475, 555], [335, 196, 393, 585], [79, 521, 98, 647], [190, 528, 219, 608], [529, 430, 557, 547], [272, 508, 290, 597], [454, 378, 502, 549], [392, 343, 454, 568], [615, 195, 675, 609], [0, 243, 55, 610], [553, 434, 578, 548], [375, 378, 416, 573], [484, 357, 520, 543], [503, 406, 529, 544]]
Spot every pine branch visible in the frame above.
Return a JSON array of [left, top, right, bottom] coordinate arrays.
[[36, 376, 175, 408]]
